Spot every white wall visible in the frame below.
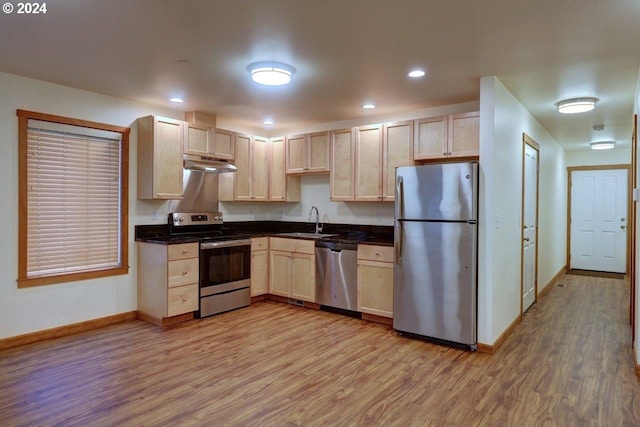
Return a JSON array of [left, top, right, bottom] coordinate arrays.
[[478, 76, 567, 346], [0, 71, 184, 339], [566, 148, 631, 167]]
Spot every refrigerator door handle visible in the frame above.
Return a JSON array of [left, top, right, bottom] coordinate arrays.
[[395, 175, 404, 220], [394, 220, 403, 265]]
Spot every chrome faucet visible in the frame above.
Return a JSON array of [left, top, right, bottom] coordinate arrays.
[[308, 205, 323, 234]]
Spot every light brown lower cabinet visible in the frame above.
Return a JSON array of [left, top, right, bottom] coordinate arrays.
[[269, 237, 315, 302], [137, 242, 199, 323], [251, 238, 269, 297], [357, 244, 394, 318]]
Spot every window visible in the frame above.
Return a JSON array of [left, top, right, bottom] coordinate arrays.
[[17, 110, 129, 287]]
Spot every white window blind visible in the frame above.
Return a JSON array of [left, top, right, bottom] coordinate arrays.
[[26, 125, 122, 278]]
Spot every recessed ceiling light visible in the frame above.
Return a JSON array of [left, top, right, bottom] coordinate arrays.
[[362, 103, 376, 109], [590, 141, 615, 150], [264, 119, 274, 126], [170, 97, 184, 103], [248, 62, 295, 86], [556, 97, 598, 114], [408, 69, 426, 78]]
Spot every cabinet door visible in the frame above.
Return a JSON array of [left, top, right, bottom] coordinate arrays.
[[270, 136, 287, 201], [286, 134, 307, 174], [251, 136, 269, 201], [382, 121, 414, 201], [414, 116, 447, 160], [308, 131, 330, 173], [291, 252, 315, 302], [251, 249, 269, 296], [153, 117, 184, 199], [234, 134, 251, 200], [270, 137, 300, 202], [449, 112, 479, 158], [330, 128, 355, 201], [270, 250, 290, 297], [357, 259, 393, 318], [184, 122, 211, 156], [213, 129, 235, 160], [355, 124, 383, 201]]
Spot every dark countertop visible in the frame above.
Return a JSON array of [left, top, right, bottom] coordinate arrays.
[[135, 221, 393, 246]]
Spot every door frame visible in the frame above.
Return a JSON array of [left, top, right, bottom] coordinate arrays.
[[566, 164, 632, 274], [521, 133, 540, 316]]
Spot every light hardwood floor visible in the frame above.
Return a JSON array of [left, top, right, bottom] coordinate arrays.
[[1, 273, 639, 426]]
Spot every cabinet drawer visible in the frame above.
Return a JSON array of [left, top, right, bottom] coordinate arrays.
[[168, 243, 199, 260], [251, 237, 269, 251], [168, 258, 199, 287], [357, 244, 393, 263], [167, 284, 199, 317], [269, 237, 315, 254]]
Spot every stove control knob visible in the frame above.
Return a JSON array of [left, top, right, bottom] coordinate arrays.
[[178, 216, 184, 223]]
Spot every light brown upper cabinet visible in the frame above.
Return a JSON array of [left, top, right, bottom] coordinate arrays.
[[137, 115, 184, 200], [183, 126, 236, 160], [270, 136, 301, 202], [414, 111, 479, 160], [286, 131, 330, 174], [382, 121, 414, 201], [219, 134, 269, 201], [183, 122, 212, 156], [213, 129, 236, 160], [330, 128, 356, 201], [355, 121, 414, 202], [355, 124, 384, 201]]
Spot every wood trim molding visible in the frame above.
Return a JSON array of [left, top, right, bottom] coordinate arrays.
[[538, 265, 568, 299], [477, 315, 522, 355], [0, 311, 137, 351]]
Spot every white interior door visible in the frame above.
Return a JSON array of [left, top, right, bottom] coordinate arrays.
[[522, 144, 538, 312], [570, 169, 628, 273]]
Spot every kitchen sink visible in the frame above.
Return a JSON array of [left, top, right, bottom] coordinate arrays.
[[276, 232, 339, 239]]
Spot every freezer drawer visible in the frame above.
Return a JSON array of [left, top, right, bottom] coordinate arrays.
[[393, 220, 477, 346]]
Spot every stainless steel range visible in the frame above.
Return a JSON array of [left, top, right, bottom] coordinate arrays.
[[170, 212, 251, 318]]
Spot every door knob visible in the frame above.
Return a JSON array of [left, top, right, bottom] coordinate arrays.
[[621, 218, 626, 222], [621, 225, 626, 229], [524, 237, 530, 241]]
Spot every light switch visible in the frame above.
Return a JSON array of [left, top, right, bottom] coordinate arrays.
[[495, 214, 502, 229]]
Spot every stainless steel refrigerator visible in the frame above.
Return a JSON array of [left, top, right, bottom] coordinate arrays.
[[393, 162, 478, 349]]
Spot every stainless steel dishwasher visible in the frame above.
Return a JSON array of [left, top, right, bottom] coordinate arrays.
[[315, 241, 358, 312]]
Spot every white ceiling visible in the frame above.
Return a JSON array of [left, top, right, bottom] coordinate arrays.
[[1, 0, 639, 151]]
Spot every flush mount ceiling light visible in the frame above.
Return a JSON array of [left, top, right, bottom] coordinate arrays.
[[590, 141, 616, 150], [263, 119, 274, 126], [556, 97, 598, 114], [248, 62, 295, 86], [362, 103, 376, 109], [169, 97, 184, 103], [408, 69, 426, 78]]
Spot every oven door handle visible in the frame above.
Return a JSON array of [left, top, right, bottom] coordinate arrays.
[[200, 239, 252, 249]]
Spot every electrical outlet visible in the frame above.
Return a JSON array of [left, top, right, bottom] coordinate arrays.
[[376, 212, 382, 222], [151, 209, 158, 221]]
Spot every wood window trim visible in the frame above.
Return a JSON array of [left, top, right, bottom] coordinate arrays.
[[17, 109, 130, 288]]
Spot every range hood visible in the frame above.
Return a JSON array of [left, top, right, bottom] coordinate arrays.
[[183, 154, 237, 173]]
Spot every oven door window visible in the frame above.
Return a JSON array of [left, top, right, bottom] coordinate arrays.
[[200, 246, 250, 287]]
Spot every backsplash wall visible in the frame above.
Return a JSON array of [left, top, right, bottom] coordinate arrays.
[[220, 175, 395, 226]]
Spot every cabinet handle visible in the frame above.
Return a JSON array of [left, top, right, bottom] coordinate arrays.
[[443, 152, 447, 156], [448, 152, 452, 155], [375, 252, 380, 256], [182, 249, 188, 254], [183, 271, 188, 275], [182, 297, 187, 302]]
